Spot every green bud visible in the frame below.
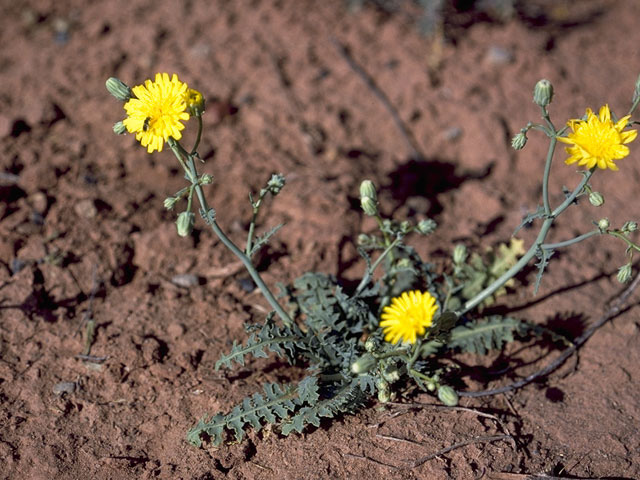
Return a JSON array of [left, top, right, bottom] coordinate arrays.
[[164, 196, 178, 210], [359, 180, 377, 202], [437, 385, 459, 406], [266, 173, 286, 195], [200, 174, 214, 185], [376, 378, 390, 403], [453, 244, 468, 265], [597, 218, 610, 231], [350, 353, 377, 374], [382, 364, 404, 384], [364, 337, 380, 353], [113, 121, 127, 135], [176, 211, 195, 237], [617, 263, 633, 283], [426, 381, 436, 392], [416, 218, 437, 235], [511, 131, 527, 150], [360, 196, 378, 217], [533, 79, 554, 107], [106, 77, 132, 102], [357, 233, 372, 247], [588, 191, 605, 207], [400, 220, 412, 234], [622, 221, 638, 233]]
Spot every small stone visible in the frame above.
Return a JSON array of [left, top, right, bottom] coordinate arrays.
[[74, 199, 97, 219], [171, 274, 199, 288], [52, 381, 76, 395], [443, 126, 462, 142], [167, 323, 185, 339], [486, 46, 514, 65], [28, 191, 48, 214]]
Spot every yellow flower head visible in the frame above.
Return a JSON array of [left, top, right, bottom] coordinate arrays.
[[123, 73, 190, 153], [557, 104, 637, 171], [380, 290, 438, 345]]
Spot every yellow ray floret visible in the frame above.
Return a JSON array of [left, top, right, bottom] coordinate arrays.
[[380, 290, 439, 345], [123, 73, 190, 153], [557, 104, 637, 171]]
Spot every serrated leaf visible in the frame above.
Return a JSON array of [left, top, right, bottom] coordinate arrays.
[[249, 223, 283, 257], [514, 205, 546, 235], [449, 316, 527, 355], [534, 247, 554, 294], [297, 376, 320, 404]]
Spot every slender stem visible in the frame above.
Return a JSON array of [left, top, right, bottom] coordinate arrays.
[[246, 193, 265, 256], [608, 230, 640, 253], [168, 138, 294, 328], [541, 106, 557, 215], [354, 235, 403, 296], [191, 115, 203, 154], [457, 169, 595, 317], [541, 229, 600, 250]]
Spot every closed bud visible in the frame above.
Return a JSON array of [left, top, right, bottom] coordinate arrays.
[[350, 353, 377, 374], [437, 385, 459, 406], [589, 191, 605, 207], [106, 77, 132, 102], [597, 218, 610, 231], [176, 211, 195, 237], [511, 131, 527, 150], [400, 220, 412, 234], [634, 73, 640, 103], [360, 196, 378, 216], [359, 180, 377, 202], [113, 121, 127, 135], [416, 218, 437, 235], [357, 233, 372, 247], [453, 244, 468, 265], [533, 79, 554, 107], [376, 378, 390, 403], [617, 263, 633, 283], [200, 174, 214, 185], [382, 364, 404, 384], [185, 88, 205, 117], [364, 337, 380, 353], [266, 173, 286, 195], [622, 221, 638, 233], [164, 196, 178, 210]]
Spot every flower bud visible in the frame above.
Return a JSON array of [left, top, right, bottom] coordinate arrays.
[[511, 131, 527, 150], [622, 221, 638, 233], [533, 79, 554, 107], [185, 88, 205, 117], [634, 73, 640, 104], [400, 220, 412, 234], [376, 378, 390, 403], [588, 192, 605, 207], [453, 244, 468, 265], [360, 196, 378, 217], [357, 233, 372, 247], [364, 337, 380, 353], [164, 196, 178, 210], [106, 77, 132, 102], [359, 180, 377, 202], [200, 174, 214, 185], [266, 173, 286, 195], [617, 263, 633, 283], [382, 364, 404, 384], [437, 385, 459, 406], [176, 211, 195, 237], [350, 353, 377, 374], [113, 121, 127, 135], [597, 218, 610, 231], [416, 219, 437, 235]]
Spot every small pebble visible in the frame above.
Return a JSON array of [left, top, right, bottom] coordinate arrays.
[[167, 323, 185, 339], [53, 381, 76, 395], [74, 199, 97, 219], [28, 191, 48, 214], [171, 274, 199, 288], [443, 126, 463, 142]]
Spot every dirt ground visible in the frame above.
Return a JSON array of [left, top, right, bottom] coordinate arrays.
[[2, 0, 640, 478]]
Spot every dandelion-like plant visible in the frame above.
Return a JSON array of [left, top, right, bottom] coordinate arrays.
[[380, 290, 438, 344]]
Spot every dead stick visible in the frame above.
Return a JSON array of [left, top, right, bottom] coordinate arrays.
[[409, 434, 511, 468], [459, 272, 640, 397]]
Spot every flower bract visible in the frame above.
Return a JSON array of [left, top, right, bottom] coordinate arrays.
[[380, 290, 438, 345], [123, 73, 190, 153], [557, 105, 637, 171]]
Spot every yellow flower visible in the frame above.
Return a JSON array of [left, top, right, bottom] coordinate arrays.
[[123, 73, 190, 153], [380, 290, 439, 345], [557, 105, 637, 171]]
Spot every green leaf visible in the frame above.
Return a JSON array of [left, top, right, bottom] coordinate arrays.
[[449, 316, 529, 355]]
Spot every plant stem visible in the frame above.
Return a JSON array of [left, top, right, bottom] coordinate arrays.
[[457, 169, 594, 317], [540, 106, 557, 215], [354, 235, 403, 296], [541, 229, 600, 250], [168, 138, 294, 328]]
